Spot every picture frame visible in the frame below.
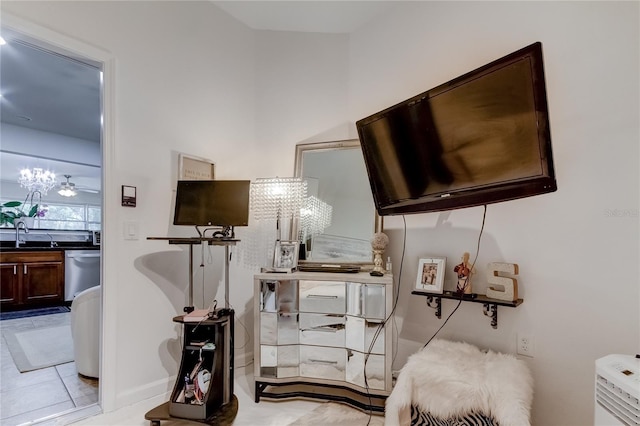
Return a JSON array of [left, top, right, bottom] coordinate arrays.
[[178, 153, 215, 180], [415, 257, 446, 294], [273, 240, 300, 271]]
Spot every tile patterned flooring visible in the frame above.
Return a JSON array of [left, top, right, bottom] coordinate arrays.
[[73, 363, 340, 426], [0, 312, 99, 426], [1, 313, 378, 425]]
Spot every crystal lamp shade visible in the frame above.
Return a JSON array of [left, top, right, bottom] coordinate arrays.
[[300, 196, 332, 237], [250, 177, 307, 221]]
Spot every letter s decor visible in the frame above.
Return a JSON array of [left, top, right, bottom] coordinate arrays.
[[485, 262, 519, 302]]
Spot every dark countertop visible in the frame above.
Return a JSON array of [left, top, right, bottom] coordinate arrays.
[[0, 242, 100, 252]]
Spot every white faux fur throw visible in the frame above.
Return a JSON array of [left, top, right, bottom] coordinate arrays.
[[385, 339, 533, 426]]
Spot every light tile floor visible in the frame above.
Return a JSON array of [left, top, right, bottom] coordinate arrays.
[[1, 313, 381, 426], [72, 364, 327, 425], [73, 362, 375, 426], [0, 312, 99, 426]]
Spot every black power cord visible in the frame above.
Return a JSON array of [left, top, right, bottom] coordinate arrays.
[[422, 205, 488, 349], [363, 216, 408, 425]]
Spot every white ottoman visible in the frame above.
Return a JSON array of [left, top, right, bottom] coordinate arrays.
[[71, 285, 101, 378]]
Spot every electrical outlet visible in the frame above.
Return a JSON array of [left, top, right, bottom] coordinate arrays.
[[517, 333, 534, 357]]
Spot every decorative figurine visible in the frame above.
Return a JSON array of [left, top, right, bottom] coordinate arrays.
[[454, 252, 475, 294], [370, 232, 389, 276], [486, 262, 519, 301]]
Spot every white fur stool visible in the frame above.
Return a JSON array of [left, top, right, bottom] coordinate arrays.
[[385, 339, 533, 426]]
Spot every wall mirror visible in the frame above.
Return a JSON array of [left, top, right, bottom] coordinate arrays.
[[293, 139, 382, 266]]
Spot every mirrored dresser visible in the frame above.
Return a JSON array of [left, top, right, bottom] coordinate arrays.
[[253, 271, 393, 412]]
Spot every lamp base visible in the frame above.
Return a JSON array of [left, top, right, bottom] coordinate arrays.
[[298, 243, 306, 261]]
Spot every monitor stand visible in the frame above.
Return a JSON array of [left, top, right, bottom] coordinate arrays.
[[146, 235, 239, 311]]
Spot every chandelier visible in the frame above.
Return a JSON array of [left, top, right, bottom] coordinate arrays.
[[18, 168, 57, 194]]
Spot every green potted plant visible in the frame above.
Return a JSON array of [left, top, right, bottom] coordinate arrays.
[[0, 192, 47, 227], [1, 201, 24, 227]]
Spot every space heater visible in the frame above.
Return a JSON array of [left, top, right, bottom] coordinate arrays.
[[595, 354, 640, 425]]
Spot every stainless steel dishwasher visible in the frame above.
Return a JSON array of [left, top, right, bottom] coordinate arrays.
[[65, 250, 101, 301]]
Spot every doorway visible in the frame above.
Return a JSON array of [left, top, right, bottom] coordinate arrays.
[[0, 21, 106, 424]]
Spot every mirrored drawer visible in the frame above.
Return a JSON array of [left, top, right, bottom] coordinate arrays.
[[299, 313, 345, 347], [260, 345, 299, 378], [260, 312, 277, 345], [261, 312, 299, 345], [300, 346, 345, 381], [299, 280, 346, 314], [260, 281, 277, 312], [276, 279, 298, 313], [260, 279, 298, 313], [277, 312, 299, 345], [364, 284, 385, 320], [346, 350, 385, 390], [345, 316, 385, 354], [346, 282, 386, 319]]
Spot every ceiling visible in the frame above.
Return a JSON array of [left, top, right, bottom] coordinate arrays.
[[0, 2, 391, 194], [0, 29, 102, 193], [213, 1, 394, 33]]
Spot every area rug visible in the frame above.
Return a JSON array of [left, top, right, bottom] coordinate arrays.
[[287, 402, 384, 426], [0, 305, 70, 321], [3, 324, 74, 372]]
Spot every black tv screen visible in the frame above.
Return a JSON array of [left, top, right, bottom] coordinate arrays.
[[173, 180, 250, 227], [356, 42, 557, 216]]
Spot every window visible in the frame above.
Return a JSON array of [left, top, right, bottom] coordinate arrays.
[[1, 199, 101, 230]]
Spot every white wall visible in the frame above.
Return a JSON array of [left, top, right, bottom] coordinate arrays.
[[2, 2, 637, 425], [1, 0, 258, 412], [254, 30, 350, 175], [1, 0, 353, 416], [348, 2, 639, 425]]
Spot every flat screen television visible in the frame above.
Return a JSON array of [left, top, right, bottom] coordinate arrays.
[[356, 42, 557, 216], [173, 180, 250, 227]]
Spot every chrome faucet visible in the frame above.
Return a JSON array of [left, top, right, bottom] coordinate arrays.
[[46, 233, 58, 248], [15, 221, 29, 248]]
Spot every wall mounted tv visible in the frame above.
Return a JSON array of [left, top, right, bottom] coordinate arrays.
[[173, 180, 250, 227], [356, 42, 557, 216]]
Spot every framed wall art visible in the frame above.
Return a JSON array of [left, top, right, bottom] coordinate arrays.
[[179, 153, 215, 180], [415, 257, 446, 294]]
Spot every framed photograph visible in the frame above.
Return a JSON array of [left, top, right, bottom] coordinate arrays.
[[179, 153, 215, 180], [415, 257, 446, 294], [273, 240, 300, 270]]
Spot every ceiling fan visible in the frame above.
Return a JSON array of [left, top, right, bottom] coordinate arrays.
[[58, 175, 99, 197]]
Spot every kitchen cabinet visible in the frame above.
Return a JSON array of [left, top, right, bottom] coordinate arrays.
[[0, 251, 64, 309]]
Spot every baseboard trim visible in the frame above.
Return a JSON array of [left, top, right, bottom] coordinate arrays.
[[115, 376, 174, 409]]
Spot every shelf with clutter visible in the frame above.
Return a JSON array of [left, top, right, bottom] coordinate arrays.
[[412, 259, 523, 329]]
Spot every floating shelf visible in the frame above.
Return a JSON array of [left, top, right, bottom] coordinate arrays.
[[411, 290, 523, 329]]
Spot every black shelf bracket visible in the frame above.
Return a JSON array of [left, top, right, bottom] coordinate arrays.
[[413, 291, 523, 330], [482, 303, 499, 329], [426, 296, 442, 319]]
